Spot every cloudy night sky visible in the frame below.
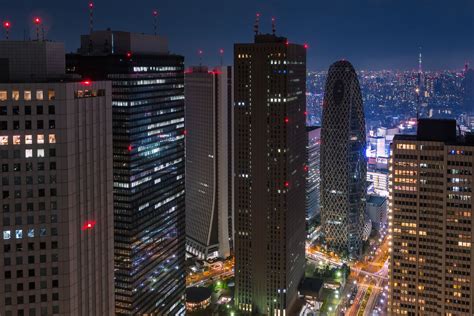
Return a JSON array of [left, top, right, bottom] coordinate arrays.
[[3, 0, 474, 70]]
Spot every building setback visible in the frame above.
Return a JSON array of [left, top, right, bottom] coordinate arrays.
[[67, 30, 185, 315], [0, 41, 114, 316], [320, 60, 366, 257], [234, 33, 307, 315], [389, 119, 474, 315], [185, 65, 233, 260]]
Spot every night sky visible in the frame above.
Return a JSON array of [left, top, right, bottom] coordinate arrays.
[[3, 0, 474, 70]]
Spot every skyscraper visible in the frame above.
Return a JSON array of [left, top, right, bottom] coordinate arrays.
[[463, 68, 474, 114], [234, 31, 307, 315], [67, 30, 185, 315], [389, 119, 474, 315], [0, 41, 114, 316], [320, 60, 366, 257], [184, 65, 233, 260], [306, 126, 321, 223]]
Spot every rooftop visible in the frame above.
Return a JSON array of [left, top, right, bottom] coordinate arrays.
[[395, 119, 474, 145], [185, 287, 212, 303]]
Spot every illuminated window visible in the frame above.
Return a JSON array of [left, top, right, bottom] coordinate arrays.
[[25, 149, 33, 158], [12, 90, 19, 101], [24, 90, 32, 101], [0, 91, 7, 101], [27, 229, 34, 238], [0, 135, 8, 145], [37, 149, 45, 157], [48, 134, 56, 144], [36, 90, 44, 100], [3, 230, 11, 240], [25, 135, 32, 144], [13, 135, 21, 145], [15, 229, 23, 239], [37, 134, 44, 144], [48, 90, 55, 100]]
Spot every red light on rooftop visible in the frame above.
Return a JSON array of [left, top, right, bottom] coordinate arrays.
[[3, 21, 11, 29], [89, 2, 94, 8], [219, 48, 224, 54], [126, 51, 132, 58], [81, 80, 92, 86], [284, 181, 290, 188], [285, 40, 289, 46], [153, 10, 158, 16], [82, 220, 96, 231], [34, 17, 41, 25], [304, 43, 309, 49], [284, 117, 289, 123]]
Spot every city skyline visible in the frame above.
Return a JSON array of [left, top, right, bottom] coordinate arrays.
[[1, 0, 473, 70]]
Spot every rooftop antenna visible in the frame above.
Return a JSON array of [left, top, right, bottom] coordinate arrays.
[[41, 24, 45, 41], [33, 17, 41, 41], [219, 48, 224, 67], [254, 13, 260, 35], [198, 49, 203, 66], [3, 21, 11, 40], [89, 2, 94, 34], [464, 61, 470, 74], [153, 10, 158, 35], [272, 17, 276, 35]]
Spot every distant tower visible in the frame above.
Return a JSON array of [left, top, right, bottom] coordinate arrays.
[[320, 60, 366, 257], [416, 47, 424, 120]]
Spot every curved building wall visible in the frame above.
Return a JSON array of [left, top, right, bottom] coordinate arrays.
[[320, 60, 366, 256]]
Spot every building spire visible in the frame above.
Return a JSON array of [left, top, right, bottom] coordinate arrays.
[[272, 17, 276, 35], [153, 9, 158, 35]]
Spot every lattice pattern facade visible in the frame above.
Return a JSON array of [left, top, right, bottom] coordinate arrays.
[[320, 60, 366, 256]]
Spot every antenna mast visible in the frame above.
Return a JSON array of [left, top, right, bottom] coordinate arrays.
[[3, 21, 10, 40], [89, 2, 94, 34], [33, 17, 41, 41], [153, 10, 158, 35], [272, 17, 276, 35], [254, 13, 260, 35], [219, 48, 224, 67]]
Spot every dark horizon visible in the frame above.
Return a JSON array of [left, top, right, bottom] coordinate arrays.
[[2, 0, 474, 71]]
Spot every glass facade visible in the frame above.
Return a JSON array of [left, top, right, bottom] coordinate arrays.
[[67, 54, 186, 315]]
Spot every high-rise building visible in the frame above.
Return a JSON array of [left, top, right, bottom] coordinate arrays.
[[0, 41, 114, 316], [389, 119, 474, 315], [67, 30, 186, 315], [320, 60, 366, 256], [463, 68, 474, 114], [306, 126, 321, 223], [184, 65, 233, 260], [234, 32, 307, 315]]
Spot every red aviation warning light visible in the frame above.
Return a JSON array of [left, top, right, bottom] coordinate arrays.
[[284, 117, 289, 124], [82, 220, 96, 231], [128, 144, 133, 152], [304, 43, 309, 49], [81, 80, 92, 86], [34, 17, 41, 25], [284, 181, 290, 188], [126, 51, 132, 58], [3, 21, 10, 40]]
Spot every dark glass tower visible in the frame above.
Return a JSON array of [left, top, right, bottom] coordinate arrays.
[[234, 33, 307, 315], [320, 60, 366, 257], [67, 30, 185, 315]]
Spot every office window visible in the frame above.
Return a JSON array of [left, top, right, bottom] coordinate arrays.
[[24, 91, 32, 101], [37, 149, 45, 158], [25, 149, 33, 158], [25, 135, 32, 144], [48, 90, 55, 100], [37, 120, 43, 129], [37, 105, 43, 115], [49, 134, 56, 144], [0, 91, 7, 101], [36, 90, 43, 100], [12, 90, 19, 101], [37, 134, 44, 144], [25, 106, 31, 115], [13, 135, 21, 145], [48, 105, 55, 114], [0, 136, 8, 145]]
